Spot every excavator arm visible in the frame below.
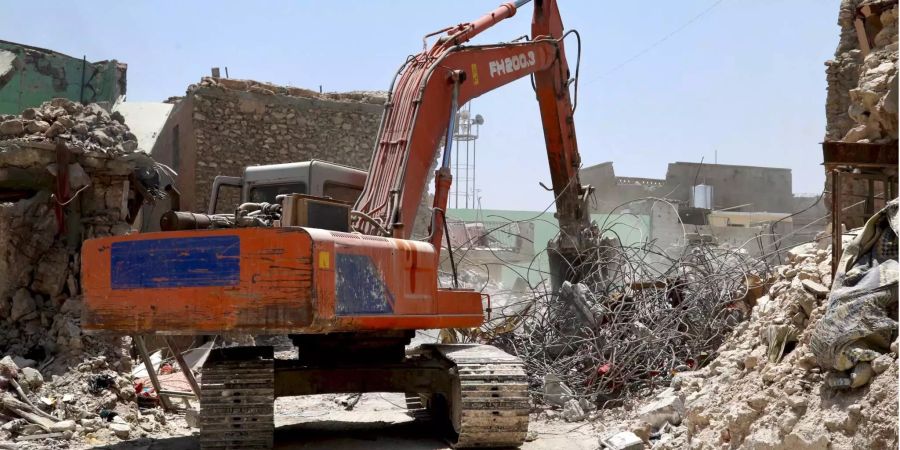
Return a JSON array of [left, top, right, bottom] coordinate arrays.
[[353, 0, 595, 284]]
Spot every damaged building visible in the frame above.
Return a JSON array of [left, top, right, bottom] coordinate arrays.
[[580, 161, 825, 257], [0, 41, 126, 114], [149, 76, 386, 214]]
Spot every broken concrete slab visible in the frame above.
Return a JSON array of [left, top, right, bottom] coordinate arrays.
[[599, 430, 644, 450], [542, 373, 574, 406]]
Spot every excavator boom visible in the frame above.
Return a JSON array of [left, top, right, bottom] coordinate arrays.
[[353, 0, 593, 266]]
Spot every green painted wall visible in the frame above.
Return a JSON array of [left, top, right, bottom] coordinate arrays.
[[0, 41, 125, 114], [446, 209, 649, 286]]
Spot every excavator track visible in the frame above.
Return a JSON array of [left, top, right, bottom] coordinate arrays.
[[425, 344, 531, 448], [199, 347, 275, 450]]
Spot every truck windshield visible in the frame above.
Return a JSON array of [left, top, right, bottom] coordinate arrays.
[[248, 183, 307, 203]]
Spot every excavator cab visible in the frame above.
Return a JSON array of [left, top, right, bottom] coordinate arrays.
[[207, 159, 366, 214]]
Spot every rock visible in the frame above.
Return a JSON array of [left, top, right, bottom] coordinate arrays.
[[25, 120, 50, 133], [638, 392, 684, 428], [109, 422, 130, 439], [562, 399, 585, 422], [56, 116, 75, 129], [743, 355, 759, 370], [872, 354, 892, 374], [20, 108, 37, 120], [20, 367, 42, 389], [49, 420, 76, 433], [850, 362, 874, 388], [0, 119, 24, 135], [90, 129, 115, 146], [801, 279, 830, 298], [543, 373, 573, 406], [10, 288, 36, 321], [72, 122, 88, 135], [0, 356, 20, 379], [746, 394, 768, 412], [44, 121, 66, 138], [891, 339, 898, 356], [79, 418, 102, 432], [784, 430, 830, 450], [600, 430, 644, 450]]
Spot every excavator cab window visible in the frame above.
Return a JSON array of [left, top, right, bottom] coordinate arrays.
[[248, 183, 307, 203], [322, 181, 362, 204]]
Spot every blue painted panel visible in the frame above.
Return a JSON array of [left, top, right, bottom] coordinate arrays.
[[111, 236, 240, 289], [335, 254, 394, 315]]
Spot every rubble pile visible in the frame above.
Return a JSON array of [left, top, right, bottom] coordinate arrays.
[[0, 98, 140, 154], [604, 237, 898, 449], [481, 238, 771, 411], [0, 99, 168, 445]]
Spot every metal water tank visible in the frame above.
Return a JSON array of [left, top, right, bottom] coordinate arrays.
[[692, 184, 714, 209]]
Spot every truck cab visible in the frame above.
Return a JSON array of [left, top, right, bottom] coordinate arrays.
[[208, 160, 367, 214]]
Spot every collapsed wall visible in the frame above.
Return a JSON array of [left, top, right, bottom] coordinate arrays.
[[0, 99, 166, 444]]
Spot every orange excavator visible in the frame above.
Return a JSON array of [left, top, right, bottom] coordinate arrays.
[[82, 0, 596, 447]]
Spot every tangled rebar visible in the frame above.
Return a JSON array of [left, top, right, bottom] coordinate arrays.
[[440, 200, 775, 407]]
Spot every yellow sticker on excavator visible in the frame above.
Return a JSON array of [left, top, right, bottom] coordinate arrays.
[[471, 63, 479, 86], [318, 251, 330, 269]]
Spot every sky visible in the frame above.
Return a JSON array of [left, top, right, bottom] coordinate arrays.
[[1, 0, 840, 211]]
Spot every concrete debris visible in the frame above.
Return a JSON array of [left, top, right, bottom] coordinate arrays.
[[800, 279, 830, 298], [20, 367, 42, 390], [108, 422, 131, 439], [0, 98, 139, 155], [638, 389, 684, 428], [0, 99, 178, 447], [600, 430, 644, 450], [562, 399, 586, 422], [638, 242, 898, 449], [542, 373, 574, 406]]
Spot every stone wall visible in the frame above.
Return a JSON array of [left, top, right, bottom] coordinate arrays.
[[169, 77, 386, 212], [825, 0, 898, 143], [824, 0, 898, 229]]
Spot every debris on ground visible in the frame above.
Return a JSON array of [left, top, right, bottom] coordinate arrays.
[[0, 98, 181, 447], [636, 236, 897, 449]]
